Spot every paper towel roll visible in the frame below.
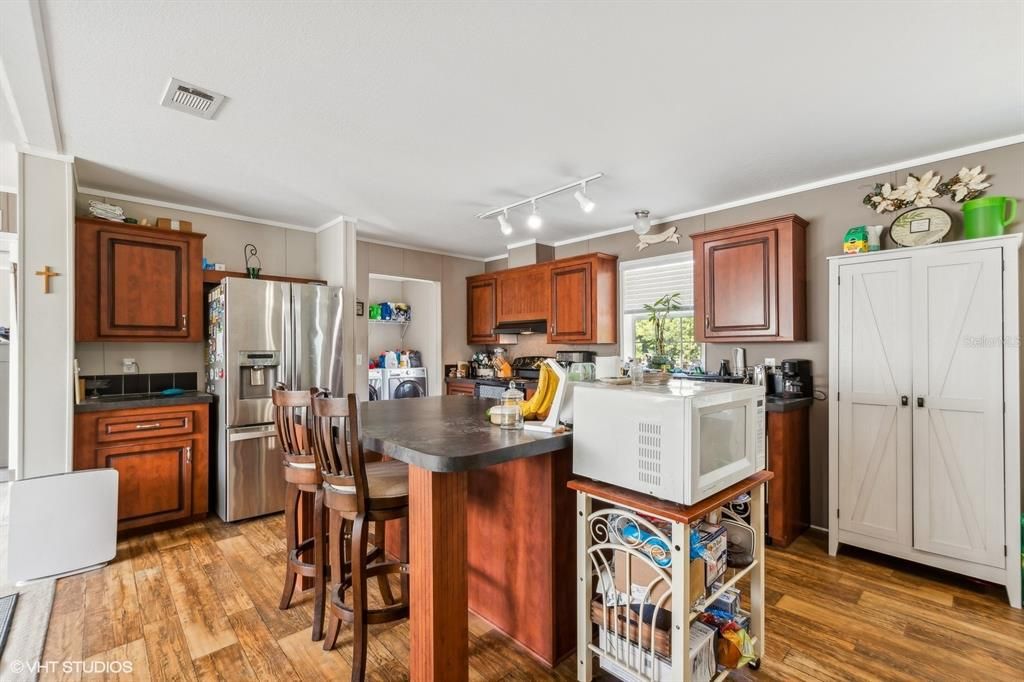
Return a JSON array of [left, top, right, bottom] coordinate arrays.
[[595, 355, 621, 379]]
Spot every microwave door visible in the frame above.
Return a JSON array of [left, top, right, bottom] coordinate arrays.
[[693, 400, 756, 499]]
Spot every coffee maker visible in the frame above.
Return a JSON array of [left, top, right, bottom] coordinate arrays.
[[780, 359, 812, 399]]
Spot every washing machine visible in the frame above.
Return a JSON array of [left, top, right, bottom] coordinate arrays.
[[368, 368, 385, 401], [386, 367, 427, 399]]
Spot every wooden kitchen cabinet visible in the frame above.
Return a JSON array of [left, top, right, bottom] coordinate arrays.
[[496, 263, 550, 323], [692, 214, 806, 342], [445, 380, 476, 396], [74, 401, 210, 532], [467, 274, 499, 344], [76, 218, 206, 342], [549, 253, 617, 344]]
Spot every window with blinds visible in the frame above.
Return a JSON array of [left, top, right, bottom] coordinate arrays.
[[619, 252, 702, 368], [620, 253, 695, 315]]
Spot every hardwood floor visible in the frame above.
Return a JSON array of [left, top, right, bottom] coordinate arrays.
[[42, 515, 1024, 681]]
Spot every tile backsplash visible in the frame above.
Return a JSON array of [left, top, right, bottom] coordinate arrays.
[[80, 372, 199, 397]]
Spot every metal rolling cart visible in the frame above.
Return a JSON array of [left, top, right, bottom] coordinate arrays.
[[570, 471, 773, 682]]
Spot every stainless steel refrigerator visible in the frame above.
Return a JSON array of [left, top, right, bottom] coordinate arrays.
[[206, 278, 343, 521]]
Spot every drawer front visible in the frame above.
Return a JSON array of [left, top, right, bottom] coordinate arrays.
[[96, 410, 195, 443]]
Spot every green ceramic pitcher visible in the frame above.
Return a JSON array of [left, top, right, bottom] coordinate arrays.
[[962, 196, 1017, 239]]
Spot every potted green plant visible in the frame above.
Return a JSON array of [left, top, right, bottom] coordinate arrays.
[[643, 292, 682, 371]]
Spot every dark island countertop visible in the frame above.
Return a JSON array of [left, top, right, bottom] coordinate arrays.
[[75, 391, 214, 413], [359, 395, 571, 472]]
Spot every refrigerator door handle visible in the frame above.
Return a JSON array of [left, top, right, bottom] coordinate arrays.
[[228, 426, 277, 442]]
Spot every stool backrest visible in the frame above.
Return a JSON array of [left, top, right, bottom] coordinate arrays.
[[272, 383, 314, 465], [309, 391, 371, 508]]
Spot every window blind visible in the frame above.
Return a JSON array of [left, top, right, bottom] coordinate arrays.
[[621, 254, 694, 316]]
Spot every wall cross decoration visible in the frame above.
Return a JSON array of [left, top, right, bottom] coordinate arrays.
[[35, 265, 59, 293]]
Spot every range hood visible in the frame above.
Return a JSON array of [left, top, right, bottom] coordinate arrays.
[[492, 320, 547, 335]]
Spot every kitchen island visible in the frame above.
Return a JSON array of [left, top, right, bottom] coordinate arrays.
[[359, 396, 575, 680]]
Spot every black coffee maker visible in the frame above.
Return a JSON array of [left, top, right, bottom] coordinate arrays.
[[780, 359, 812, 398]]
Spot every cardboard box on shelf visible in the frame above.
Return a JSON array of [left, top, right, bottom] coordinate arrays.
[[156, 217, 193, 232], [612, 551, 706, 611]]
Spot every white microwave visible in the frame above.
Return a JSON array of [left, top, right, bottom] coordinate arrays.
[[572, 381, 766, 505]]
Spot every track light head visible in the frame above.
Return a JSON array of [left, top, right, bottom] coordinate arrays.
[[574, 185, 596, 213], [498, 212, 513, 236], [527, 201, 543, 230], [633, 209, 651, 235]]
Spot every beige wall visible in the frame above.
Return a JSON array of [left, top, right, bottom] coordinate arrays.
[[0, 191, 15, 232], [75, 192, 320, 377], [481, 142, 1024, 526], [355, 240, 485, 399]]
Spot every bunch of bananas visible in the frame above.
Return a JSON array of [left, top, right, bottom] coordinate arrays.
[[521, 363, 559, 421]]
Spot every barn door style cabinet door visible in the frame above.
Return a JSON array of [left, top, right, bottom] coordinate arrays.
[[76, 218, 206, 342], [828, 235, 1022, 608], [692, 214, 807, 342], [466, 273, 499, 344]]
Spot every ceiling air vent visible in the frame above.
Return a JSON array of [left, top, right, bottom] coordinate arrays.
[[160, 78, 226, 120]]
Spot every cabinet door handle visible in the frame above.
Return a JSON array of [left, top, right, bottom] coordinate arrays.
[[901, 395, 908, 406], [916, 396, 925, 408], [184, 446, 192, 464], [135, 422, 162, 430], [705, 315, 710, 330], [182, 313, 188, 329]]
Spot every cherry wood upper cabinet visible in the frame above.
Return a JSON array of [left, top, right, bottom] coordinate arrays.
[[496, 264, 550, 323], [467, 274, 499, 344], [76, 219, 206, 342], [691, 214, 807, 342], [549, 253, 617, 344]]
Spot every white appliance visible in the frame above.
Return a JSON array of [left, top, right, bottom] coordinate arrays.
[[828, 234, 1021, 608], [386, 367, 427, 399], [8, 470, 118, 582], [573, 381, 766, 505], [368, 368, 384, 401], [207, 278, 344, 522]]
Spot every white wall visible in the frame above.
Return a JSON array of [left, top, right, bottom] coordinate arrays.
[[16, 152, 75, 478], [401, 279, 442, 396], [316, 219, 357, 396]]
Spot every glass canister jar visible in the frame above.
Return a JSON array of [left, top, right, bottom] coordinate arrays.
[[499, 381, 524, 430]]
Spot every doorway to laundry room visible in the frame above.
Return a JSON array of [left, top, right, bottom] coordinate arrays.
[[366, 274, 442, 401]]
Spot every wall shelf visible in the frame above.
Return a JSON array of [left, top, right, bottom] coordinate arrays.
[[202, 270, 327, 286]]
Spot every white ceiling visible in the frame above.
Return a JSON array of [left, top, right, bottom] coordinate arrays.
[[13, 1, 1024, 256]]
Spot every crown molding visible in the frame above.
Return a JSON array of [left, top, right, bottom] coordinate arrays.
[[17, 145, 74, 163], [77, 186, 323, 232], [535, 133, 1024, 253]]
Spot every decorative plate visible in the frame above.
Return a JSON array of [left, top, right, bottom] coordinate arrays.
[[890, 207, 952, 247]]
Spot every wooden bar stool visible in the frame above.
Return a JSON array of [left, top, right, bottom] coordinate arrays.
[[309, 391, 409, 681], [272, 385, 329, 641]]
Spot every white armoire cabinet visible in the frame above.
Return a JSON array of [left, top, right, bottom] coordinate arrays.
[[828, 234, 1021, 608]]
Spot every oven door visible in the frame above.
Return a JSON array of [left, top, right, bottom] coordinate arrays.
[[688, 396, 757, 503]]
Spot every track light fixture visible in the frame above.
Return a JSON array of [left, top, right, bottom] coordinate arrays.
[[574, 183, 596, 213], [498, 211, 513, 236], [527, 200, 543, 230], [633, 209, 651, 235], [478, 172, 603, 237]]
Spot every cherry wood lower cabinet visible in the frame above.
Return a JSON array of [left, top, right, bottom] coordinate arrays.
[[766, 405, 811, 547], [445, 380, 476, 396], [466, 448, 575, 666], [74, 402, 210, 532]]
